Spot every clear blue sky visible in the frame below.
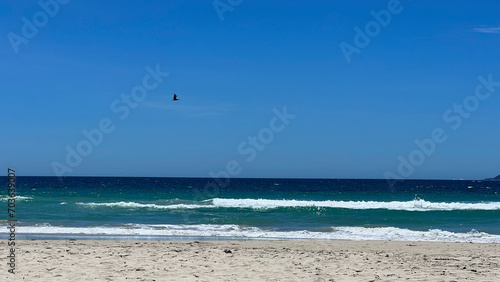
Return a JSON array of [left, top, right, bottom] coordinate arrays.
[[1, 0, 499, 179]]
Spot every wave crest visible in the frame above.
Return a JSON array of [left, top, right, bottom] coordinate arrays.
[[3, 224, 500, 243], [0, 196, 33, 201], [76, 201, 207, 209], [74, 198, 500, 212], [211, 198, 500, 211]]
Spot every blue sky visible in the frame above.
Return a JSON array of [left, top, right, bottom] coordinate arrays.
[[1, 0, 499, 179]]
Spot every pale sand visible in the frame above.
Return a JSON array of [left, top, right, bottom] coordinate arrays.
[[2, 240, 500, 281]]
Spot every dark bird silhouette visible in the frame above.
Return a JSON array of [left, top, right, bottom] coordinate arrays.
[[173, 93, 179, 101]]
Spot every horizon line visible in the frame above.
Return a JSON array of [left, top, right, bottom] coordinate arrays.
[[1, 175, 495, 181]]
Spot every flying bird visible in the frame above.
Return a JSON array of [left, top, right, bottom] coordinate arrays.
[[173, 93, 179, 101]]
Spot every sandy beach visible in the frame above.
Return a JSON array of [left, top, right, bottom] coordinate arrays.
[[2, 240, 499, 281]]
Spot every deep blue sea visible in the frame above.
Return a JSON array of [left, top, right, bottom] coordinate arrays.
[[2, 177, 500, 242]]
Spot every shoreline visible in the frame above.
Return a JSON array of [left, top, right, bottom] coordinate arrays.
[[3, 226, 500, 243], [3, 233, 500, 243], [2, 240, 499, 281]]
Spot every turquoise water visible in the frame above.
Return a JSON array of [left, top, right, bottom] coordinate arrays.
[[1, 177, 500, 242]]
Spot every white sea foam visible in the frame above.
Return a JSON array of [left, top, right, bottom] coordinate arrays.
[[0, 196, 33, 201], [3, 224, 500, 243], [211, 198, 500, 211], [75, 198, 500, 211], [76, 201, 208, 209]]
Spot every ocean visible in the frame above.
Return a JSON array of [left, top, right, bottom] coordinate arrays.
[[2, 177, 500, 242]]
